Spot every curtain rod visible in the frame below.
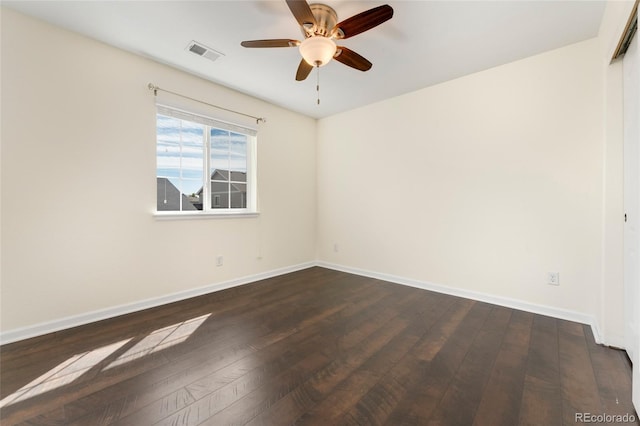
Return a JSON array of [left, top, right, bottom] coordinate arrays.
[[148, 83, 266, 124]]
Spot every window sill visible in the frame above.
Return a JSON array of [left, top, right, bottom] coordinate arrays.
[[153, 211, 260, 220]]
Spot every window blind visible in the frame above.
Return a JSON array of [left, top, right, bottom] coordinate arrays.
[[156, 104, 258, 137]]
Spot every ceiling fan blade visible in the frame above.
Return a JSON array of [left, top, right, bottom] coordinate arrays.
[[334, 47, 372, 72], [332, 4, 393, 40], [241, 39, 300, 48], [296, 59, 314, 81], [286, 0, 317, 27]]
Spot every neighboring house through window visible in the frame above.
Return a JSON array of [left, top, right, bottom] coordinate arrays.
[[155, 105, 257, 215]]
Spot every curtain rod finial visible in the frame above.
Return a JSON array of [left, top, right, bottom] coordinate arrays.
[[257, 117, 266, 124]]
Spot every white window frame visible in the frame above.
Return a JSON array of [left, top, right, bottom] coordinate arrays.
[[154, 105, 258, 219]]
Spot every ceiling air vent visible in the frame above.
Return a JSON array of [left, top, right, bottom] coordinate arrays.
[[186, 41, 224, 63]]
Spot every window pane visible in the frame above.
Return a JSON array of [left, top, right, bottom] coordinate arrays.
[[230, 183, 247, 208], [210, 128, 230, 174], [229, 170, 246, 183], [182, 179, 203, 210], [157, 115, 181, 143], [229, 132, 247, 174], [157, 142, 180, 181], [210, 129, 249, 210], [211, 181, 229, 209], [156, 114, 204, 211], [180, 122, 204, 198], [157, 177, 180, 211]]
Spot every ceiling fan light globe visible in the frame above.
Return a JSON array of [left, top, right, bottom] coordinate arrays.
[[299, 36, 336, 67]]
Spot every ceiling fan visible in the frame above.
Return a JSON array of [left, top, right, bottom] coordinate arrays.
[[241, 0, 393, 81]]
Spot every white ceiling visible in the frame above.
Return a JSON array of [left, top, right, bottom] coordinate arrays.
[[4, 0, 606, 119]]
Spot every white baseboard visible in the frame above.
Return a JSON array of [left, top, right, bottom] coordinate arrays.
[[316, 261, 604, 344], [0, 260, 611, 348], [0, 262, 316, 345]]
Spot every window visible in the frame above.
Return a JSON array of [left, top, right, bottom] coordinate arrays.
[[155, 105, 257, 215]]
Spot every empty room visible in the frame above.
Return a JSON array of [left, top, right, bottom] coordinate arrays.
[[1, 0, 639, 425]]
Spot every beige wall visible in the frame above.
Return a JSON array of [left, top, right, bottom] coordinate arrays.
[[318, 38, 605, 323], [0, 8, 317, 333]]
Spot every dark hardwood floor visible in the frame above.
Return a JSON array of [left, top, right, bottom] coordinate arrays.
[[1, 267, 637, 425]]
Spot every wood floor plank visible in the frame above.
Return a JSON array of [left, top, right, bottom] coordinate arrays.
[[380, 297, 476, 426], [312, 295, 461, 426], [1, 267, 636, 426], [385, 301, 494, 425], [191, 316, 411, 426], [106, 288, 399, 426], [517, 315, 562, 426], [245, 291, 451, 425], [558, 320, 603, 425], [472, 310, 533, 426], [425, 306, 513, 425], [209, 287, 433, 426]]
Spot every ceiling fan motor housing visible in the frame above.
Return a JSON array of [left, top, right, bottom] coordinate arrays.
[[304, 4, 338, 38]]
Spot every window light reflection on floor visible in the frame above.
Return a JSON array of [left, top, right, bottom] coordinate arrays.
[[104, 313, 211, 370], [0, 339, 131, 408], [0, 313, 211, 408]]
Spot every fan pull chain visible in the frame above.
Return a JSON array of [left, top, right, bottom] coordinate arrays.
[[316, 64, 320, 105]]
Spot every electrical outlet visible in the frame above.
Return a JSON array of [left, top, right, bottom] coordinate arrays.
[[547, 272, 559, 286], [216, 256, 223, 267], [333, 243, 339, 252]]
